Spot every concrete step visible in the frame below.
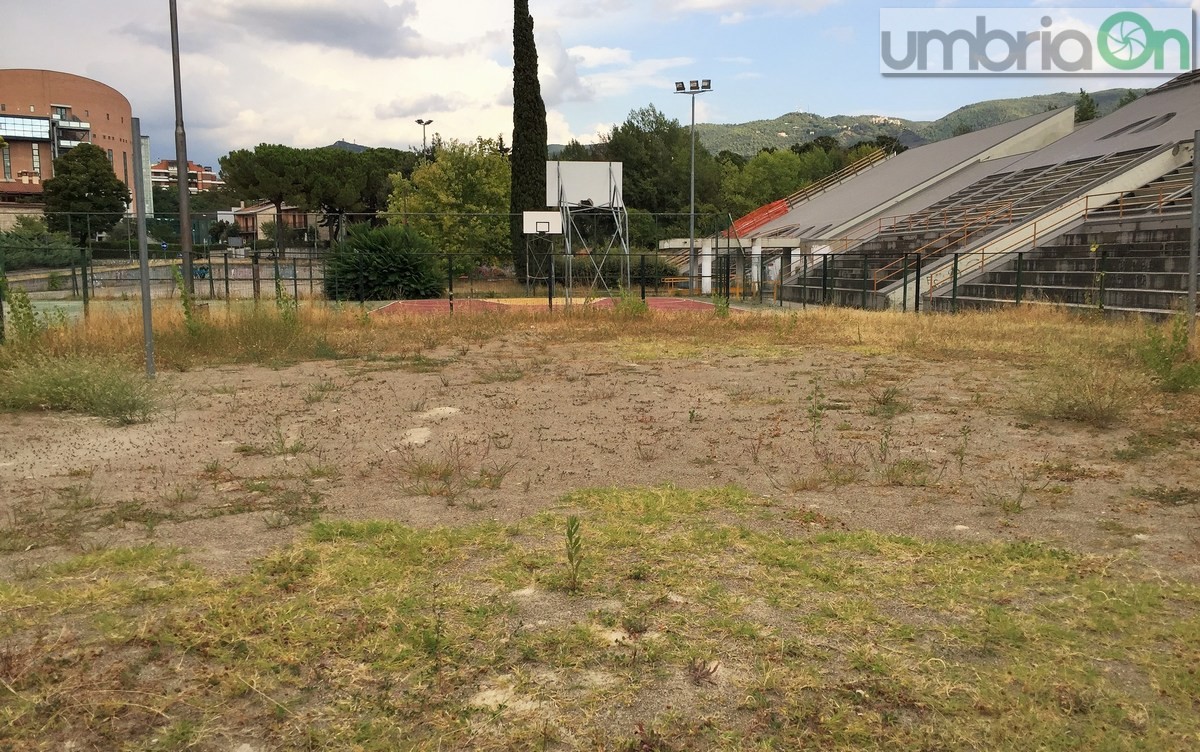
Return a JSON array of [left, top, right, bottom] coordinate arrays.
[[955, 283, 1183, 310], [978, 270, 1190, 291], [927, 295, 1176, 318]]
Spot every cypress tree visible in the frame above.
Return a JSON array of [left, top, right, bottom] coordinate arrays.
[[511, 0, 548, 281]]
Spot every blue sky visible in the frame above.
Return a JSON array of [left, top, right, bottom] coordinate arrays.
[[6, 1, 1196, 167]]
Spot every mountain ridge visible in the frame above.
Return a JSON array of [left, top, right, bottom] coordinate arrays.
[[549, 88, 1141, 157]]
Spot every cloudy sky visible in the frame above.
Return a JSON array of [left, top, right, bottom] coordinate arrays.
[[6, 0, 1197, 168]]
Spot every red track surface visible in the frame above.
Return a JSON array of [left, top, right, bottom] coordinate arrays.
[[373, 299, 509, 315], [372, 297, 716, 315]]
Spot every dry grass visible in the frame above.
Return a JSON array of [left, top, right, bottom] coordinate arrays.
[[2, 487, 1198, 750], [1, 301, 1152, 374]]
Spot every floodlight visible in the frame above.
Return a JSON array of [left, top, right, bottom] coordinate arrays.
[[675, 81, 685, 92], [701, 79, 711, 90], [689, 80, 700, 91]]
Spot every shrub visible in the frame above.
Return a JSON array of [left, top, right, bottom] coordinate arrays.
[[0, 222, 79, 270], [1138, 316, 1200, 393], [0, 355, 157, 424], [1020, 361, 1141, 428], [323, 224, 444, 301], [553, 254, 679, 288]]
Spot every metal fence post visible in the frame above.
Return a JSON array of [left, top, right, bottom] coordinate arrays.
[[292, 259, 299, 300], [901, 253, 909, 313], [640, 254, 646, 301], [447, 251, 454, 314], [914, 254, 922, 313], [207, 249, 215, 300], [1015, 252, 1024, 305], [80, 246, 90, 316], [223, 253, 231, 300], [951, 253, 959, 313], [821, 258, 828, 305], [802, 255, 808, 309], [861, 253, 868, 309], [1098, 249, 1107, 311]]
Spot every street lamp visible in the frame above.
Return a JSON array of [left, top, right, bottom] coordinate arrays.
[[415, 118, 433, 157], [675, 79, 711, 294]]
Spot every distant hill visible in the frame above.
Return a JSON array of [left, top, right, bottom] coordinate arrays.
[[325, 140, 370, 153], [551, 88, 1141, 157], [693, 88, 1142, 156]]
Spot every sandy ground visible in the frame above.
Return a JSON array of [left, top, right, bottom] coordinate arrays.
[[1, 338, 1197, 580]]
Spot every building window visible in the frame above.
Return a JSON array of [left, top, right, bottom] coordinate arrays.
[[2, 146, 10, 180], [122, 152, 128, 185], [51, 106, 68, 120], [0, 104, 5, 112], [107, 149, 113, 163], [31, 143, 40, 175]]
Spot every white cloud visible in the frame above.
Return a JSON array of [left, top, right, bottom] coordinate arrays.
[[568, 46, 634, 68]]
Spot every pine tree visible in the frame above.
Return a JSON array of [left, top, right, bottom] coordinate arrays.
[[1074, 89, 1098, 123], [510, 0, 548, 281]]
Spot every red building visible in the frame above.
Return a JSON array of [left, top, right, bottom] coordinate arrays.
[[0, 69, 134, 204], [150, 159, 225, 193]]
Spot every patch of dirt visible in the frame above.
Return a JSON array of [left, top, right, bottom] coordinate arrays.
[[2, 341, 1198, 579]]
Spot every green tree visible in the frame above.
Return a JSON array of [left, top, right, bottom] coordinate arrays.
[[0, 215, 78, 270], [511, 0, 549, 280], [41, 143, 130, 245], [323, 224, 443, 301], [219, 144, 308, 255], [1075, 89, 1098, 123], [1117, 89, 1140, 108], [720, 149, 810, 218], [306, 148, 416, 240], [557, 139, 594, 161], [388, 137, 512, 271], [598, 105, 720, 224]]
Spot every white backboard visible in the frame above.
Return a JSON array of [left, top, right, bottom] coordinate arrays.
[[523, 211, 563, 235], [546, 161, 624, 209]]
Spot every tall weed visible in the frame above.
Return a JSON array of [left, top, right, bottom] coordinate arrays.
[[0, 355, 157, 424], [1138, 316, 1200, 393]]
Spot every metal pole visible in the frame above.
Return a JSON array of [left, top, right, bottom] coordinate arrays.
[[131, 118, 155, 378], [861, 253, 868, 309], [548, 252, 554, 312], [951, 253, 959, 313], [1015, 252, 1024, 305], [1189, 129, 1199, 350], [640, 254, 646, 301], [447, 252, 454, 314], [901, 253, 909, 312], [914, 254, 922, 313], [223, 252, 230, 300], [802, 255, 808, 309], [169, 0, 194, 293], [688, 93, 697, 294]]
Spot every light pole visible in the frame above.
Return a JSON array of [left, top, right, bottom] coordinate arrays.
[[169, 0, 193, 292], [675, 79, 711, 294], [415, 118, 433, 158]]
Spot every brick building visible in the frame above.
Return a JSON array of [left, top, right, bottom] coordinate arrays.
[[0, 69, 135, 205], [150, 159, 225, 193]]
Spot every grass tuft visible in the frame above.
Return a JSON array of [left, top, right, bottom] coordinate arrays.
[[0, 354, 157, 424]]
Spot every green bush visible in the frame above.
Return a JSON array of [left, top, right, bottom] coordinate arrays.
[[0, 355, 157, 424], [1138, 316, 1200, 393], [0, 229, 79, 270], [323, 224, 444, 301], [552, 254, 679, 288]]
